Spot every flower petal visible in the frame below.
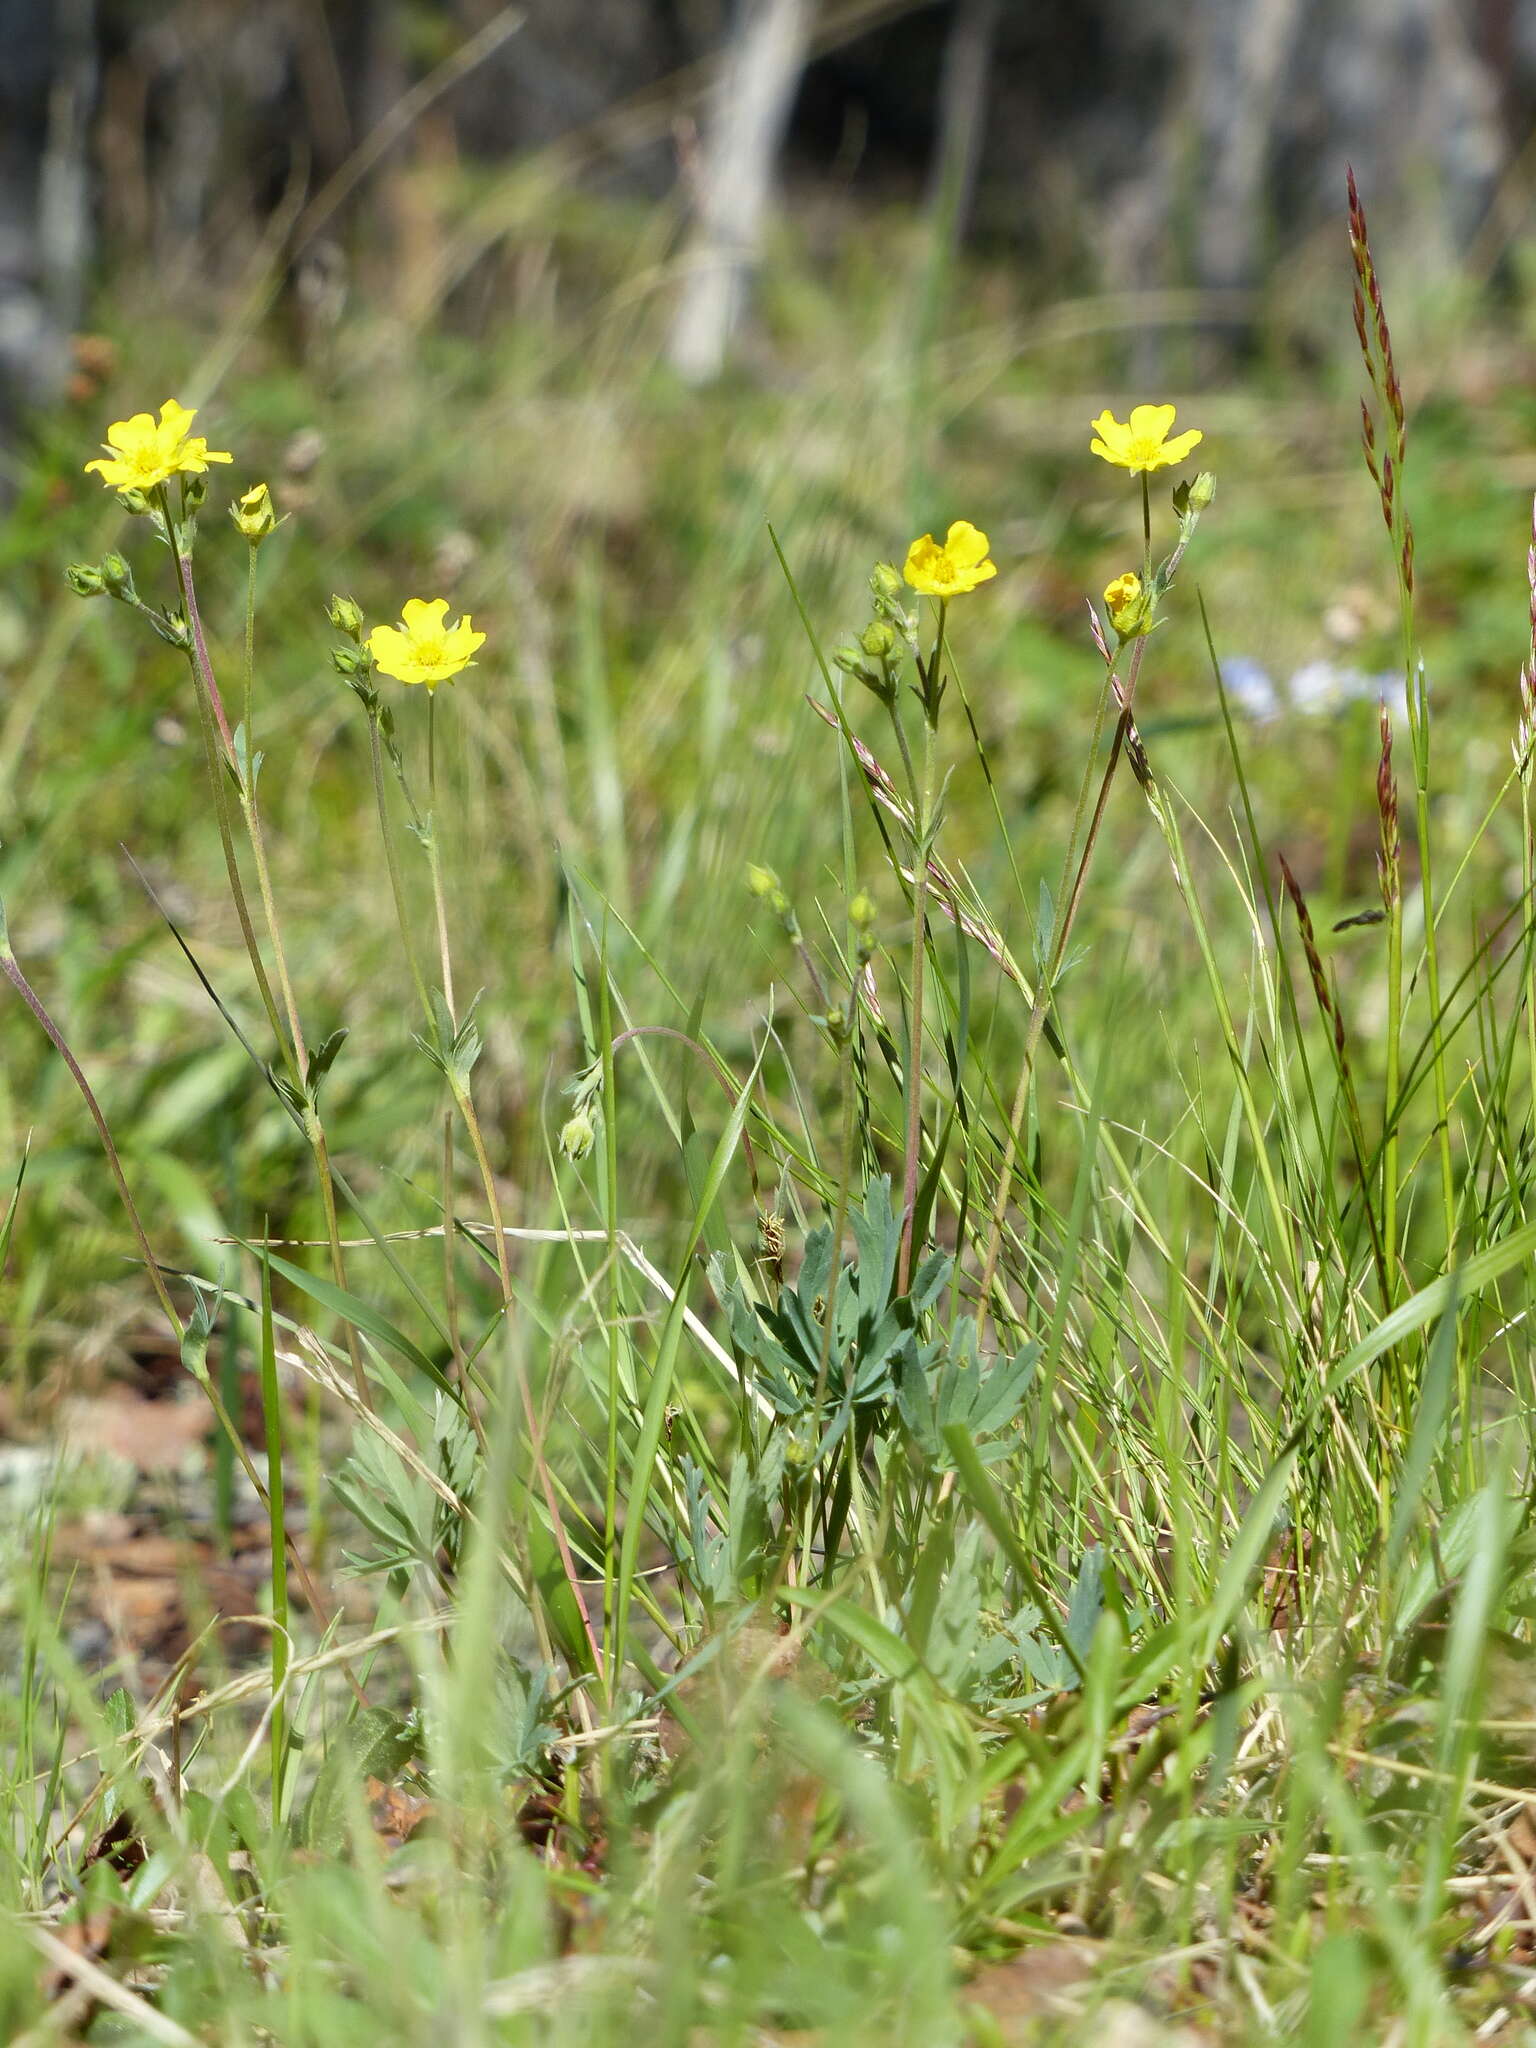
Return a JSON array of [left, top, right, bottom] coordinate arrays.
[[400, 597, 449, 632], [105, 413, 156, 452], [944, 520, 990, 568], [1157, 427, 1203, 466], [1128, 403, 1176, 442]]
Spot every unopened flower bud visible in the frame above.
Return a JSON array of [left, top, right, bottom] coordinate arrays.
[[849, 891, 875, 928], [1186, 470, 1216, 513], [231, 482, 277, 542], [331, 644, 372, 679], [65, 562, 106, 598], [116, 487, 150, 517], [832, 643, 871, 678], [860, 621, 896, 659], [559, 1111, 596, 1163], [1103, 570, 1152, 642], [747, 861, 793, 923], [180, 472, 208, 512], [328, 593, 364, 642], [99, 553, 134, 599], [870, 561, 903, 601], [157, 608, 191, 650]]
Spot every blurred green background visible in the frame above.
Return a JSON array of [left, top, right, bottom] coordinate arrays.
[[4, 0, 1536, 1381]]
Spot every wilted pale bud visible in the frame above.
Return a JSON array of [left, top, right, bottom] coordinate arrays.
[[65, 562, 106, 598], [1103, 571, 1152, 643], [327, 593, 364, 642], [231, 482, 276, 542], [870, 561, 903, 601], [860, 621, 896, 659], [99, 553, 134, 599], [559, 1111, 596, 1163]]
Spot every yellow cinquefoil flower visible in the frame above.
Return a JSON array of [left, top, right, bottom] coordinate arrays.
[[903, 520, 997, 597], [367, 598, 485, 689], [1103, 570, 1151, 640], [84, 400, 233, 492], [1089, 404, 1203, 475]]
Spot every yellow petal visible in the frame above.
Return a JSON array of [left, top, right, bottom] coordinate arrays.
[[105, 413, 156, 452], [944, 520, 990, 568], [1128, 403, 1177, 442], [400, 597, 449, 633], [1158, 427, 1203, 466]]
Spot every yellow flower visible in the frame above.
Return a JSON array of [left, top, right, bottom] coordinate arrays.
[[1103, 570, 1151, 640], [1089, 403, 1203, 475], [84, 399, 233, 492], [903, 520, 997, 598], [367, 597, 485, 689]]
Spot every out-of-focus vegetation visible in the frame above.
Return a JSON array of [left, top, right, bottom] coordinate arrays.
[[11, 64, 1536, 2044]]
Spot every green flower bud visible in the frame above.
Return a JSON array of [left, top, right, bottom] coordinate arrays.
[[849, 891, 875, 929], [65, 562, 106, 598], [328, 593, 365, 643], [231, 482, 277, 542], [116, 487, 151, 517], [746, 863, 781, 901], [860, 621, 896, 659], [99, 553, 134, 599], [180, 472, 208, 512], [1186, 471, 1216, 512], [1103, 571, 1153, 643], [559, 1111, 596, 1163], [331, 644, 372, 679], [870, 561, 903, 601]]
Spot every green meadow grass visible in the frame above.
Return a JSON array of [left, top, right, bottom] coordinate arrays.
[[4, 189, 1536, 2043]]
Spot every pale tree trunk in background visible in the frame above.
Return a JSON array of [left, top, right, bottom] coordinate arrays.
[[39, 0, 95, 338], [667, 0, 813, 385], [0, 0, 89, 499], [927, 0, 999, 243], [1319, 0, 1503, 261], [1192, 0, 1302, 300]]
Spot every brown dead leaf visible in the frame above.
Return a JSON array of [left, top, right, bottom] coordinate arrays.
[[366, 1777, 434, 1851], [80, 1807, 148, 1882], [60, 1388, 208, 1473], [962, 1940, 1098, 2037], [55, 1519, 271, 1675], [38, 1910, 115, 2003]]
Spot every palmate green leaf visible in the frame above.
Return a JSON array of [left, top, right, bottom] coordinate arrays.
[[896, 1326, 1037, 1464], [779, 1584, 979, 1836], [942, 1423, 1087, 1686], [297, 1707, 420, 1855]]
